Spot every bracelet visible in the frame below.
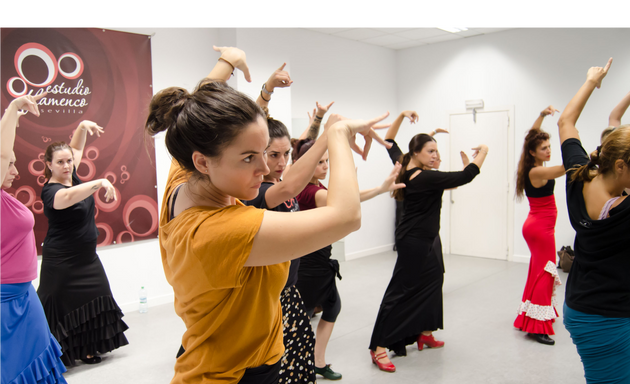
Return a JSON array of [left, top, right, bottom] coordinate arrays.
[[261, 83, 274, 95], [260, 91, 270, 102], [218, 57, 235, 76], [314, 115, 323, 121]]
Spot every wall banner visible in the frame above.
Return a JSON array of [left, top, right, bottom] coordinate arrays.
[[1, 28, 157, 253]]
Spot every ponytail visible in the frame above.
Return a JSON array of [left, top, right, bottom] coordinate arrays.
[[392, 153, 411, 201]]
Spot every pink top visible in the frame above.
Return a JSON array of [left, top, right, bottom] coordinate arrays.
[[1, 189, 38, 284]]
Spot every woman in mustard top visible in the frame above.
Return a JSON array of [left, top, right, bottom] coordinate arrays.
[[145, 46, 392, 384]]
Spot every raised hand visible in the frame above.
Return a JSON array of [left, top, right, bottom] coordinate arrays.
[[435, 128, 449, 134], [334, 112, 392, 160], [10, 92, 47, 117], [316, 101, 335, 116], [325, 113, 344, 131], [587, 57, 613, 89], [266, 63, 293, 89], [471, 144, 488, 159], [402, 110, 419, 124], [379, 162, 406, 192], [212, 45, 251, 82], [460, 151, 470, 166], [101, 179, 117, 202], [541, 105, 560, 116], [79, 121, 104, 137]]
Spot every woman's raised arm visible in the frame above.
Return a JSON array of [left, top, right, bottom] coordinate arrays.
[[245, 114, 389, 267], [558, 58, 613, 144], [1, 94, 45, 183], [69, 120, 103, 169]]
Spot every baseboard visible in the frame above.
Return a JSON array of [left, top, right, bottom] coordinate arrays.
[[345, 243, 395, 261], [511, 254, 531, 264], [119, 292, 174, 313]]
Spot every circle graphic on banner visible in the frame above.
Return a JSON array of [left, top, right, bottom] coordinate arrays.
[[7, 77, 27, 97], [15, 43, 58, 87], [96, 222, 113, 247], [58, 52, 84, 79], [32, 200, 44, 215], [116, 231, 134, 244], [94, 185, 121, 213], [123, 195, 159, 237], [15, 186, 36, 207]]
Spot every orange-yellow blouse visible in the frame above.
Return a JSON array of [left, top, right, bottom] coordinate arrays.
[[159, 161, 289, 383]]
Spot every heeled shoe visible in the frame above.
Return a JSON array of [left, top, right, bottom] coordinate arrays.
[[370, 350, 396, 373], [80, 355, 102, 364], [417, 334, 445, 350], [528, 333, 555, 346]]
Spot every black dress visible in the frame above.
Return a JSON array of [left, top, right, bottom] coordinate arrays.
[[244, 182, 316, 384], [38, 168, 128, 366], [369, 140, 480, 355]]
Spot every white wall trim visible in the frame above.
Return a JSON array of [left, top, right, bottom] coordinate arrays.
[[345, 243, 394, 261]]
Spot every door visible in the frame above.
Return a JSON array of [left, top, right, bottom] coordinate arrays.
[[449, 110, 510, 260]]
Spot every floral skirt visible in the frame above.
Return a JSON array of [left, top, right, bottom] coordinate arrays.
[[279, 285, 316, 384]]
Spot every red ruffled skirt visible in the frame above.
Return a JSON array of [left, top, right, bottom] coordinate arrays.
[[514, 195, 561, 335]]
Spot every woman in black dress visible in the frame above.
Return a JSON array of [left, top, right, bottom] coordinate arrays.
[[38, 120, 129, 366], [369, 113, 488, 372]]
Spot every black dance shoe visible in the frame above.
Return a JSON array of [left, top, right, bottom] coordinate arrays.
[[528, 333, 555, 345], [80, 356, 102, 364]]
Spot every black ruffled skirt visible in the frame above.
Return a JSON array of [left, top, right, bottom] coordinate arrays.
[[38, 242, 129, 366]]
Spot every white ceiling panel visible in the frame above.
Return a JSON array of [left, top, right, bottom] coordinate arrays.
[[332, 28, 384, 40], [361, 34, 412, 46], [305, 28, 352, 34], [420, 33, 463, 44], [394, 28, 448, 40]]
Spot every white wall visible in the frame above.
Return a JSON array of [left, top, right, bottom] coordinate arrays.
[[395, 28, 630, 261], [40, 28, 630, 312]]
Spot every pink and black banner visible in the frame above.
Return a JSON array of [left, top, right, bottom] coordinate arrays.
[[1, 28, 158, 253]]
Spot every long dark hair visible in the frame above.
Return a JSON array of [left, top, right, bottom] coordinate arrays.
[[392, 133, 436, 201], [291, 138, 315, 163], [145, 79, 265, 177], [515, 128, 550, 200]]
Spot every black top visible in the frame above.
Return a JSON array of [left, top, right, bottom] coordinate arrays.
[[562, 138, 630, 318], [41, 167, 99, 248], [386, 140, 480, 240], [524, 171, 555, 198], [244, 182, 301, 288]]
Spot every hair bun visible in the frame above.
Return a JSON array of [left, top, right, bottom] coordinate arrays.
[[146, 87, 190, 136]]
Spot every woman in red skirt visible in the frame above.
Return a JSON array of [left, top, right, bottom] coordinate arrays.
[[514, 106, 566, 345]]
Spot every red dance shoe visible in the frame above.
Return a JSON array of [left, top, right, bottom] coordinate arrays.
[[417, 334, 445, 350], [370, 350, 396, 373]]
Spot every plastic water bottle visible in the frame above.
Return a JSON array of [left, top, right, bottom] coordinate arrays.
[[139, 286, 148, 313]]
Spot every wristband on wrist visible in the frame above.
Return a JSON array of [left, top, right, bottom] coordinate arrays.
[[218, 57, 235, 76], [260, 91, 270, 102], [314, 115, 323, 121], [262, 83, 274, 95]]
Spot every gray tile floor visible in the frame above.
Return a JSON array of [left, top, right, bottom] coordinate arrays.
[[63, 251, 586, 383]]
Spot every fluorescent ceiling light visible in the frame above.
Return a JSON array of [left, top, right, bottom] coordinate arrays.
[[437, 27, 469, 33]]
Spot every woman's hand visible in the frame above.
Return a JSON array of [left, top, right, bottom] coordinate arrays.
[[471, 144, 489, 159], [9, 92, 47, 117], [316, 101, 335, 117], [100, 179, 117, 202], [435, 127, 449, 134], [212, 45, 251, 82], [265, 63, 293, 90], [460, 151, 470, 166], [402, 110, 418, 124], [78, 121, 104, 137], [541, 105, 560, 117], [331, 112, 392, 160], [378, 162, 406, 193], [587, 57, 613, 89]]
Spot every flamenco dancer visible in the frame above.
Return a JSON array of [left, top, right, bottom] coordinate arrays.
[[514, 106, 565, 346], [1, 94, 68, 383], [369, 112, 488, 373], [38, 120, 129, 365]]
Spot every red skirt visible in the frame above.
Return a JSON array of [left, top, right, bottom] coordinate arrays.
[[514, 195, 562, 335]]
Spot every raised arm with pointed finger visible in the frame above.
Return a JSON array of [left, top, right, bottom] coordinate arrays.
[[384, 110, 418, 141], [256, 63, 293, 109], [532, 105, 560, 130], [298, 101, 335, 141], [558, 58, 613, 144], [1, 93, 46, 183], [68, 120, 103, 170], [207, 46, 252, 82]]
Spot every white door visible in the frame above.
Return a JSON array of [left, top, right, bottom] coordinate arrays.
[[449, 110, 510, 260]]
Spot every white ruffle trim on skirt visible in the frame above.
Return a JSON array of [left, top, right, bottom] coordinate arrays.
[[517, 261, 562, 321]]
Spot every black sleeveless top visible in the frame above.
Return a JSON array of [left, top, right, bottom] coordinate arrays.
[[524, 170, 555, 198]]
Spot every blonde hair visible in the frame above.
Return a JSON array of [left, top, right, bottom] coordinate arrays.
[[571, 125, 630, 183]]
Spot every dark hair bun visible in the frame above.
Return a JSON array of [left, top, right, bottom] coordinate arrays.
[[146, 87, 189, 136]]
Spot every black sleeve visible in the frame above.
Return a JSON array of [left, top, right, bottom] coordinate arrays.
[[561, 138, 589, 178], [41, 183, 65, 210], [412, 163, 481, 191], [243, 183, 271, 209], [385, 139, 403, 166]]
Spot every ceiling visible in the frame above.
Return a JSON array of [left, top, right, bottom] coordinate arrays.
[[304, 28, 512, 50]]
